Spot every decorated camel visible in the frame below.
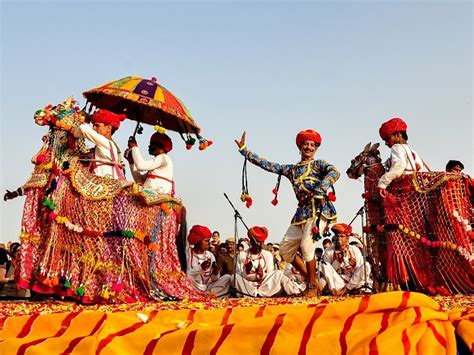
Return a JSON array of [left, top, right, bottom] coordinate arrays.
[[5, 98, 204, 303], [347, 143, 474, 294]]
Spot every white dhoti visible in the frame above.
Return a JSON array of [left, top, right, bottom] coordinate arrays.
[[280, 218, 328, 263], [233, 270, 302, 297], [320, 261, 373, 291], [206, 274, 232, 297]]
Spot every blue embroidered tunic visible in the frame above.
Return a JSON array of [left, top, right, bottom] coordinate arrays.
[[239, 147, 340, 225]]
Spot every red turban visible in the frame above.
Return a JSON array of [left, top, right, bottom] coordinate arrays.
[[188, 225, 212, 245], [150, 132, 173, 153], [331, 223, 352, 236], [92, 110, 126, 129], [296, 129, 322, 148], [379, 117, 407, 140], [248, 226, 268, 242]]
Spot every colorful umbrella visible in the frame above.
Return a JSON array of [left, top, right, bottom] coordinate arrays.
[[83, 76, 200, 134]]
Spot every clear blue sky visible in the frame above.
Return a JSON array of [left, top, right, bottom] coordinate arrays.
[[1, 1, 472, 244]]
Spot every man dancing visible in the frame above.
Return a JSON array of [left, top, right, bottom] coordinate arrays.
[[235, 130, 340, 296]]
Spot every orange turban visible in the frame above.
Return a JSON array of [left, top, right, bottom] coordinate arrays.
[[92, 110, 126, 129], [248, 226, 268, 242], [379, 117, 407, 141], [188, 225, 212, 245], [150, 132, 173, 153], [331, 223, 352, 236], [296, 129, 322, 148]]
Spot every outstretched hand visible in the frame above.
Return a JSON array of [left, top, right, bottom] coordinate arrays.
[[4, 189, 19, 201], [234, 131, 246, 149]]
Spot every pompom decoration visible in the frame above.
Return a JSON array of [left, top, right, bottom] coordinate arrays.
[[327, 191, 336, 202]]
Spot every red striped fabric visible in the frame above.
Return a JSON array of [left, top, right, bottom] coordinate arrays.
[[181, 329, 198, 355], [95, 310, 159, 354], [18, 311, 82, 355], [16, 313, 40, 338], [339, 295, 371, 355], [61, 314, 107, 354], [298, 305, 327, 355], [260, 313, 286, 355], [144, 309, 196, 355]]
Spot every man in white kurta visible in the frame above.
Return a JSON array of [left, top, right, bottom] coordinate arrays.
[[186, 225, 231, 297], [74, 110, 126, 179], [377, 117, 426, 197], [233, 226, 302, 297], [319, 224, 373, 295], [127, 132, 174, 195]]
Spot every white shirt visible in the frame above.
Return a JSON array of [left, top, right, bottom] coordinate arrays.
[[129, 146, 173, 194], [236, 249, 274, 282], [323, 245, 364, 277], [186, 249, 216, 291], [74, 124, 122, 179], [378, 143, 425, 189]]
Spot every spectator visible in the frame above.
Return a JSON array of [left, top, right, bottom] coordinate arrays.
[[226, 237, 236, 258], [233, 226, 303, 297], [211, 231, 221, 247], [216, 243, 234, 276], [186, 225, 231, 297], [322, 238, 333, 250], [0, 248, 15, 296], [320, 224, 373, 296]]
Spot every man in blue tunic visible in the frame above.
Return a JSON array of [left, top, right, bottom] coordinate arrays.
[[235, 130, 340, 296]]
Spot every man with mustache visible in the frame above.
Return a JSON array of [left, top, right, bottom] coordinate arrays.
[[235, 130, 340, 296]]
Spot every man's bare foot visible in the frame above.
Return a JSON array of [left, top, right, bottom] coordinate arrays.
[[331, 288, 347, 296]]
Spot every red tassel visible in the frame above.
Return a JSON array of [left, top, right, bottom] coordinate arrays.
[[327, 192, 336, 201], [271, 198, 278, 206], [245, 196, 253, 208]]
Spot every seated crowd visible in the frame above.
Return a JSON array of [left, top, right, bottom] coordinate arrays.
[[186, 222, 374, 298]]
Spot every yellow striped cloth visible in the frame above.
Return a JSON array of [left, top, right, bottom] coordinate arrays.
[[1, 292, 472, 354]]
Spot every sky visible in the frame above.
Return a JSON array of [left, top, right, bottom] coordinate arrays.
[[0, 1, 472, 245]]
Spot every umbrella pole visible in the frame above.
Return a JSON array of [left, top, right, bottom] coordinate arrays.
[[131, 121, 143, 138]]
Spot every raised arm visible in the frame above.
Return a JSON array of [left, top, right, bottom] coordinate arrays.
[[74, 124, 110, 148], [131, 147, 167, 172], [235, 131, 291, 176]]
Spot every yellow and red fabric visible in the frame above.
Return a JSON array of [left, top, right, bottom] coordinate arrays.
[[83, 76, 200, 133], [1, 292, 472, 354]]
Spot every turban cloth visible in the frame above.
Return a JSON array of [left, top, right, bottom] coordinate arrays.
[[379, 117, 407, 140], [150, 132, 173, 153], [296, 129, 322, 148], [331, 223, 352, 236], [92, 110, 126, 129], [188, 225, 212, 245], [248, 226, 269, 242]]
